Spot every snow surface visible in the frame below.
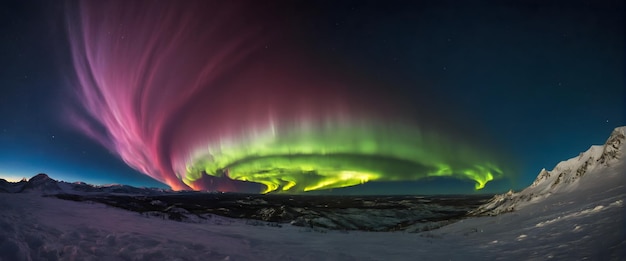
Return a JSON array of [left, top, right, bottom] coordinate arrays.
[[1, 127, 625, 260]]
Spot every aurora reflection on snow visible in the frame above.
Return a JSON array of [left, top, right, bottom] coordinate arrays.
[[66, 1, 505, 193]]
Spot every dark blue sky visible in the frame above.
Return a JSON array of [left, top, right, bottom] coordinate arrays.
[[0, 0, 623, 193]]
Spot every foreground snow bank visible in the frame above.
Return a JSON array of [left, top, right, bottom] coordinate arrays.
[[2, 184, 622, 261], [1, 170, 624, 261]]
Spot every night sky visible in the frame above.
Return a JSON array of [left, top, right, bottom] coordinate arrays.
[[0, 0, 623, 194]]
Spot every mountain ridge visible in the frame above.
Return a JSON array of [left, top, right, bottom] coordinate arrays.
[[472, 126, 625, 215], [0, 173, 169, 195]]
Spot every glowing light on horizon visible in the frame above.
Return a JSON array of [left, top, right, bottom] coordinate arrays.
[[0, 174, 27, 183]]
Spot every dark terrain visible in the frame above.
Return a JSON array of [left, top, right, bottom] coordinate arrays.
[[52, 192, 492, 232], [1, 174, 493, 232]]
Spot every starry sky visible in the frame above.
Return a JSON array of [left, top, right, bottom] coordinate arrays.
[[0, 0, 623, 194]]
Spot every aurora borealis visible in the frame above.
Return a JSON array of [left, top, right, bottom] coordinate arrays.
[[185, 122, 503, 193], [1, 0, 623, 194], [64, 0, 505, 193]]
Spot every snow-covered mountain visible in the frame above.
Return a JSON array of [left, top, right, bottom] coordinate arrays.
[[472, 126, 626, 216], [0, 173, 167, 195]]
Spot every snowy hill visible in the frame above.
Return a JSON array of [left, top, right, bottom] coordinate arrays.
[[19, 173, 62, 193], [472, 126, 626, 216]]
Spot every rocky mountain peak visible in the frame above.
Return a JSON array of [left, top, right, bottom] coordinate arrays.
[[472, 126, 626, 216]]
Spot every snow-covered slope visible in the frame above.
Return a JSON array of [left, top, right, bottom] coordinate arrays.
[[473, 126, 626, 215]]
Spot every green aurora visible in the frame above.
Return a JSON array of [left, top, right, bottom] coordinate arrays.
[[183, 121, 504, 193]]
